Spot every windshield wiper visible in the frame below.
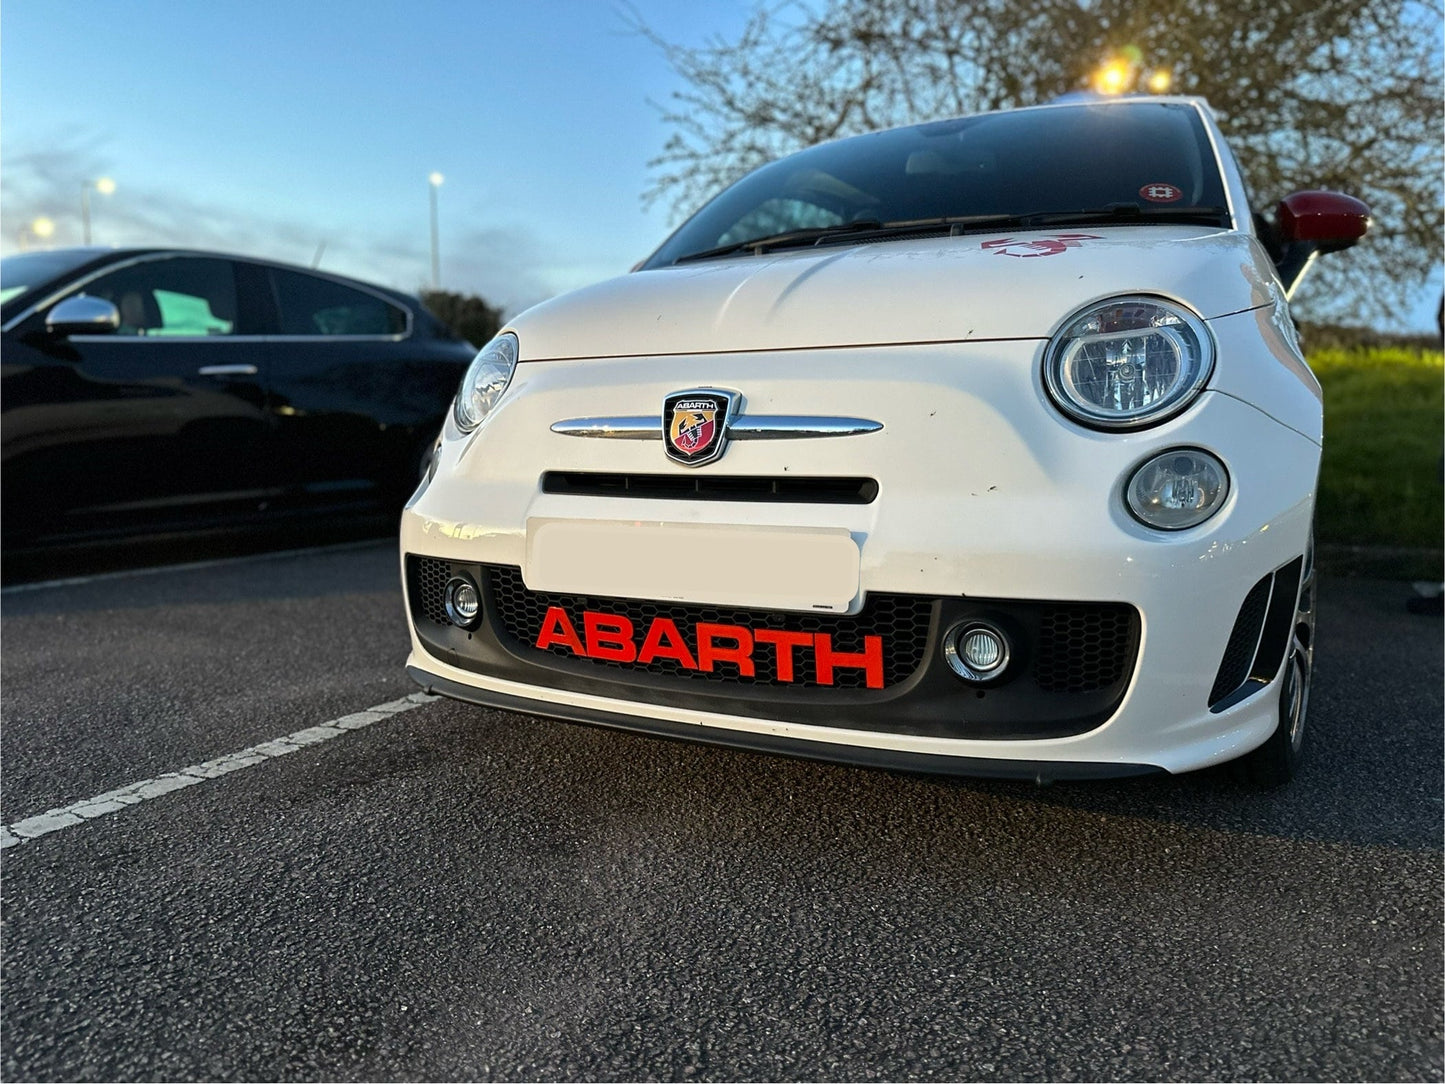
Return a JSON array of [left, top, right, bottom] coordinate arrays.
[[670, 205, 1231, 265], [983, 204, 1233, 231], [673, 215, 1048, 264], [673, 220, 889, 264]]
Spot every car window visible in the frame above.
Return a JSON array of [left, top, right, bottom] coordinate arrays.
[[270, 268, 408, 336], [1, 249, 106, 308], [646, 101, 1229, 267], [79, 257, 238, 336], [717, 198, 845, 246]]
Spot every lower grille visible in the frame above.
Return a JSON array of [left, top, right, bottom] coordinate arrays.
[[406, 555, 1142, 739], [487, 565, 931, 689], [1035, 605, 1137, 693], [414, 557, 454, 627]]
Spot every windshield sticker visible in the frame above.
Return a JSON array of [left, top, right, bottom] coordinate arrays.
[[1140, 183, 1183, 203], [981, 233, 1102, 258]]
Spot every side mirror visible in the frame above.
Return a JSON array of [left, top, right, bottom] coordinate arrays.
[[45, 294, 121, 337], [1277, 191, 1371, 253]]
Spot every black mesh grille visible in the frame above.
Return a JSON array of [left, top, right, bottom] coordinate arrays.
[[415, 557, 452, 627], [407, 556, 1143, 738], [486, 565, 931, 690], [542, 472, 878, 505], [1210, 574, 1272, 705], [1034, 605, 1139, 693]]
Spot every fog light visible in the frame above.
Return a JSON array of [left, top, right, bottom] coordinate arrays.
[[1126, 447, 1229, 531], [944, 622, 1010, 682], [444, 576, 481, 629]]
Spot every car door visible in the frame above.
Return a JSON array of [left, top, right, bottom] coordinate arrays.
[[1, 254, 272, 543], [261, 265, 425, 505]]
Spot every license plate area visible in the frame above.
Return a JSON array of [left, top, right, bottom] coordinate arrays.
[[524, 518, 861, 614]]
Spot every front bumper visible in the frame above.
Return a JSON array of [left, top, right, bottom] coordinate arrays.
[[401, 337, 1320, 776]]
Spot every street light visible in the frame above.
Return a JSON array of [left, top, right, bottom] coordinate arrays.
[[1092, 57, 1133, 95], [1090, 51, 1174, 97], [428, 171, 444, 290], [18, 216, 56, 251], [81, 177, 116, 244]]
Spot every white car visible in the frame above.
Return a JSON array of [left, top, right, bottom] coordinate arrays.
[[401, 97, 1369, 784]]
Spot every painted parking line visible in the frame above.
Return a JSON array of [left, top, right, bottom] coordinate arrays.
[[0, 691, 436, 849], [0, 537, 390, 595]]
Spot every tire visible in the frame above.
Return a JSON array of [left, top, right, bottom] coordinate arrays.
[[1231, 536, 1316, 786]]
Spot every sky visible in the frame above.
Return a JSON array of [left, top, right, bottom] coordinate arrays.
[[3, 1, 1439, 330], [1, 0, 753, 316]]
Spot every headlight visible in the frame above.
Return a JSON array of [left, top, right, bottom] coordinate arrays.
[[1126, 448, 1229, 530], [454, 332, 518, 432], [1044, 297, 1214, 429]]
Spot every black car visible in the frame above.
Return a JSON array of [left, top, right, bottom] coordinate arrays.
[[1, 247, 477, 549]]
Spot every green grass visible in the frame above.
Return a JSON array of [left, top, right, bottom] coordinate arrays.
[[1310, 346, 1443, 550]]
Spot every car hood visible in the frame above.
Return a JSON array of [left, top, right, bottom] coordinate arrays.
[[508, 225, 1280, 361]]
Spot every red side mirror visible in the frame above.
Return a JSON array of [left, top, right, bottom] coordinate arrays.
[[1277, 191, 1371, 249]]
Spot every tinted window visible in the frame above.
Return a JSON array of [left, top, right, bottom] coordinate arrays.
[[646, 101, 1227, 267], [79, 257, 238, 336], [1, 250, 103, 305], [271, 268, 408, 336]]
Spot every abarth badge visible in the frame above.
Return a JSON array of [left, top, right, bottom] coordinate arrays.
[[663, 388, 738, 466]]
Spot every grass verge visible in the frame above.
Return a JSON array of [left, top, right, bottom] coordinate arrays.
[[1310, 346, 1442, 575]]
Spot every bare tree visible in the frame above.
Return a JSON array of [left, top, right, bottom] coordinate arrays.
[[633, 0, 1443, 323]]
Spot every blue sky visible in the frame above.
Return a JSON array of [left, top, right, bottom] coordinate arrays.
[[1, 0, 752, 314], [3, 1, 1439, 329]]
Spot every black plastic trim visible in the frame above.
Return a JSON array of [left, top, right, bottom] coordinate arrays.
[[407, 665, 1166, 782], [1209, 555, 1305, 713], [542, 471, 879, 505]]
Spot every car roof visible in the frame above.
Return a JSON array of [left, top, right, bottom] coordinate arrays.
[[26, 246, 424, 309]]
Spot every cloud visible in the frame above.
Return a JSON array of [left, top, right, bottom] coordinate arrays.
[[1, 137, 561, 319]]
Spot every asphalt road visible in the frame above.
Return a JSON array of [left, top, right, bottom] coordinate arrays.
[[2, 540, 1440, 1081]]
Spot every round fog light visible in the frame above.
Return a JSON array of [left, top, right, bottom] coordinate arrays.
[[944, 622, 1010, 682], [1126, 447, 1229, 531], [444, 576, 481, 629]]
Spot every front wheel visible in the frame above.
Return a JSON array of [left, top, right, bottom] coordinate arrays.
[[1232, 539, 1316, 786]]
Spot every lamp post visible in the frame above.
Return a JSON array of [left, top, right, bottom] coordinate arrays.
[[428, 171, 444, 290], [81, 177, 116, 245]]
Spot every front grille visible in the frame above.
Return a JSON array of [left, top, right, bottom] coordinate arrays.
[[414, 557, 453, 627], [406, 555, 1143, 740], [1035, 605, 1138, 693], [486, 565, 930, 689], [542, 472, 878, 505]]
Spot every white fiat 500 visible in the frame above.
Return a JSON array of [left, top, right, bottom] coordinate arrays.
[[402, 97, 1369, 785]]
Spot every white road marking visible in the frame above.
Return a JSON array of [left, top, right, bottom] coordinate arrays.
[[0, 538, 389, 595], [0, 692, 436, 849]]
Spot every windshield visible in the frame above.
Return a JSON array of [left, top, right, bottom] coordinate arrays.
[[0, 249, 107, 305], [643, 101, 1228, 268]]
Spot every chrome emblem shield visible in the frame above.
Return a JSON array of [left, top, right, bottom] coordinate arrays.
[[663, 388, 737, 466]]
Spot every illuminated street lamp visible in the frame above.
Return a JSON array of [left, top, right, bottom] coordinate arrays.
[[1090, 51, 1174, 97], [1093, 58, 1132, 95], [81, 177, 116, 245], [428, 171, 444, 290], [18, 215, 56, 251]]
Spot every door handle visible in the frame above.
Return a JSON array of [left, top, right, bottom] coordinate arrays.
[[197, 364, 258, 376]]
